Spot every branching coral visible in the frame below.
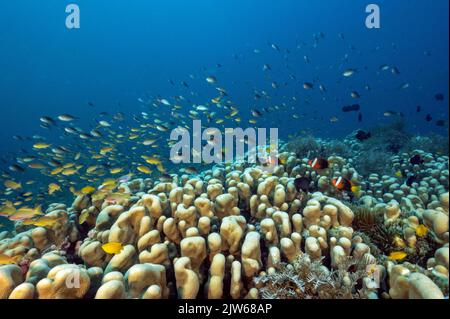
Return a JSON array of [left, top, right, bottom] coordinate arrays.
[[254, 254, 371, 299]]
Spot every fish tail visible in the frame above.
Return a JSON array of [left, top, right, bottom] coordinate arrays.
[[35, 205, 43, 215]]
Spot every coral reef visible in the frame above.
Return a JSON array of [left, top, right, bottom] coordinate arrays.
[[0, 141, 448, 299]]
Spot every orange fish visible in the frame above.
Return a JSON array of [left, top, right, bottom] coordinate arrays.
[[8, 205, 43, 221], [308, 157, 329, 170], [332, 177, 353, 192]]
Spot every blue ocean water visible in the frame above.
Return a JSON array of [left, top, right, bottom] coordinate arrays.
[[0, 0, 448, 219]]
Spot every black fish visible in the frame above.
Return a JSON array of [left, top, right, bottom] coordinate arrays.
[[9, 164, 25, 172], [436, 120, 446, 127], [294, 177, 312, 193], [251, 109, 262, 117], [88, 102, 95, 107], [303, 82, 314, 90], [435, 93, 444, 101], [159, 174, 173, 183], [406, 174, 418, 187], [409, 154, 424, 165], [355, 130, 371, 141], [48, 160, 62, 167], [416, 105, 421, 113], [425, 114, 432, 122], [358, 113, 363, 122], [40, 116, 57, 125], [342, 104, 360, 112]]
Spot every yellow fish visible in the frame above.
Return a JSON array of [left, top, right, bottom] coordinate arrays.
[[145, 157, 161, 165], [63, 163, 75, 169], [62, 168, 78, 176], [0, 203, 16, 217], [4, 180, 22, 190], [80, 186, 95, 195], [23, 216, 62, 228], [33, 143, 51, 149], [156, 164, 166, 173], [351, 185, 361, 197], [110, 168, 124, 174], [129, 134, 139, 140], [395, 171, 403, 178], [392, 236, 406, 249], [91, 191, 108, 202], [48, 183, 61, 195], [415, 224, 429, 237], [105, 192, 131, 203], [86, 166, 99, 174], [137, 165, 152, 174], [0, 254, 21, 265], [100, 147, 113, 155], [388, 251, 408, 261], [78, 210, 90, 225], [51, 167, 64, 175], [102, 242, 124, 255], [99, 179, 117, 191], [211, 97, 221, 104]]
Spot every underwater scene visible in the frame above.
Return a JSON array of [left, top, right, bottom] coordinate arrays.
[[0, 0, 448, 300]]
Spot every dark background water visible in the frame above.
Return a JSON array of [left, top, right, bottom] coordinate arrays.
[[0, 0, 448, 153]]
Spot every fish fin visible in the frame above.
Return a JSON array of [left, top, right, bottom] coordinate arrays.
[[35, 205, 43, 215]]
